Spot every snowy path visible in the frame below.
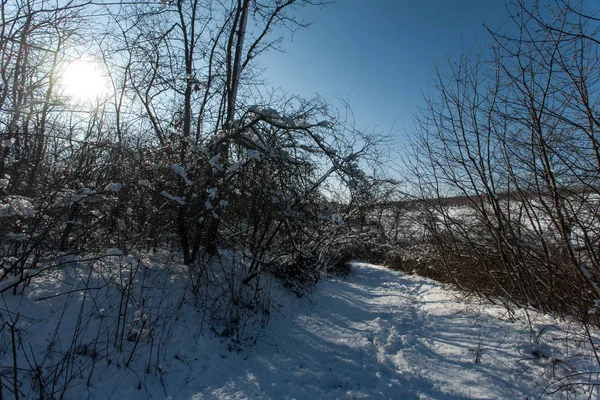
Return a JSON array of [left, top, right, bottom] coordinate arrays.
[[7, 257, 598, 399], [159, 263, 585, 399]]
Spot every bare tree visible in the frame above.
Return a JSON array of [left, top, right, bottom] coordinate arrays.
[[409, 0, 600, 321]]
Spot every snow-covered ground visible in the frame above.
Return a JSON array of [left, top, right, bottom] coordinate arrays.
[[3, 261, 599, 399]]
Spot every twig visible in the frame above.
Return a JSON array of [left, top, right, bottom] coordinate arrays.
[[9, 313, 20, 400], [125, 318, 146, 368]]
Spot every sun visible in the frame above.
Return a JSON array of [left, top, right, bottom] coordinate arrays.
[[60, 58, 109, 103]]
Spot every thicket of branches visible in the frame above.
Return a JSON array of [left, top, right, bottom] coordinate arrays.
[[0, 0, 391, 349], [0, 0, 396, 395], [406, 0, 600, 323]]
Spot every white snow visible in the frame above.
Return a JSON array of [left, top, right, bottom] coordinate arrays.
[[2, 261, 599, 399], [248, 106, 281, 118], [229, 161, 242, 172], [171, 163, 186, 177], [207, 187, 217, 199], [0, 269, 36, 292], [209, 155, 222, 171], [247, 149, 261, 160], [157, 262, 596, 399], [6, 232, 30, 241], [264, 108, 280, 117], [0, 195, 36, 217], [171, 163, 193, 185], [105, 248, 123, 256], [161, 190, 186, 205], [106, 182, 122, 193]]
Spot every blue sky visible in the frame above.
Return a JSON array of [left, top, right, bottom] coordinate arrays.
[[261, 0, 512, 145]]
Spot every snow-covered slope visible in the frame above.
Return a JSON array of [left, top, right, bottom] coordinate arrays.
[[167, 263, 596, 400], [4, 262, 599, 399]]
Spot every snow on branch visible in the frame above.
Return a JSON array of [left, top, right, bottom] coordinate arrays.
[[247, 105, 332, 130], [171, 164, 193, 185], [161, 190, 186, 205]]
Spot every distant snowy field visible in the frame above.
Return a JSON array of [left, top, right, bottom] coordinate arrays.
[[3, 260, 599, 399]]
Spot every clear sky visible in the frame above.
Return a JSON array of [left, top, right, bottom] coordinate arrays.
[[261, 0, 513, 147]]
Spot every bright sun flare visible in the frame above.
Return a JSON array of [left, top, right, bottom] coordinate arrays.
[[61, 59, 109, 103]]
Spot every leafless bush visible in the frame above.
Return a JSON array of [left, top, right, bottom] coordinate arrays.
[[0, 0, 391, 395], [405, 0, 600, 326]]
